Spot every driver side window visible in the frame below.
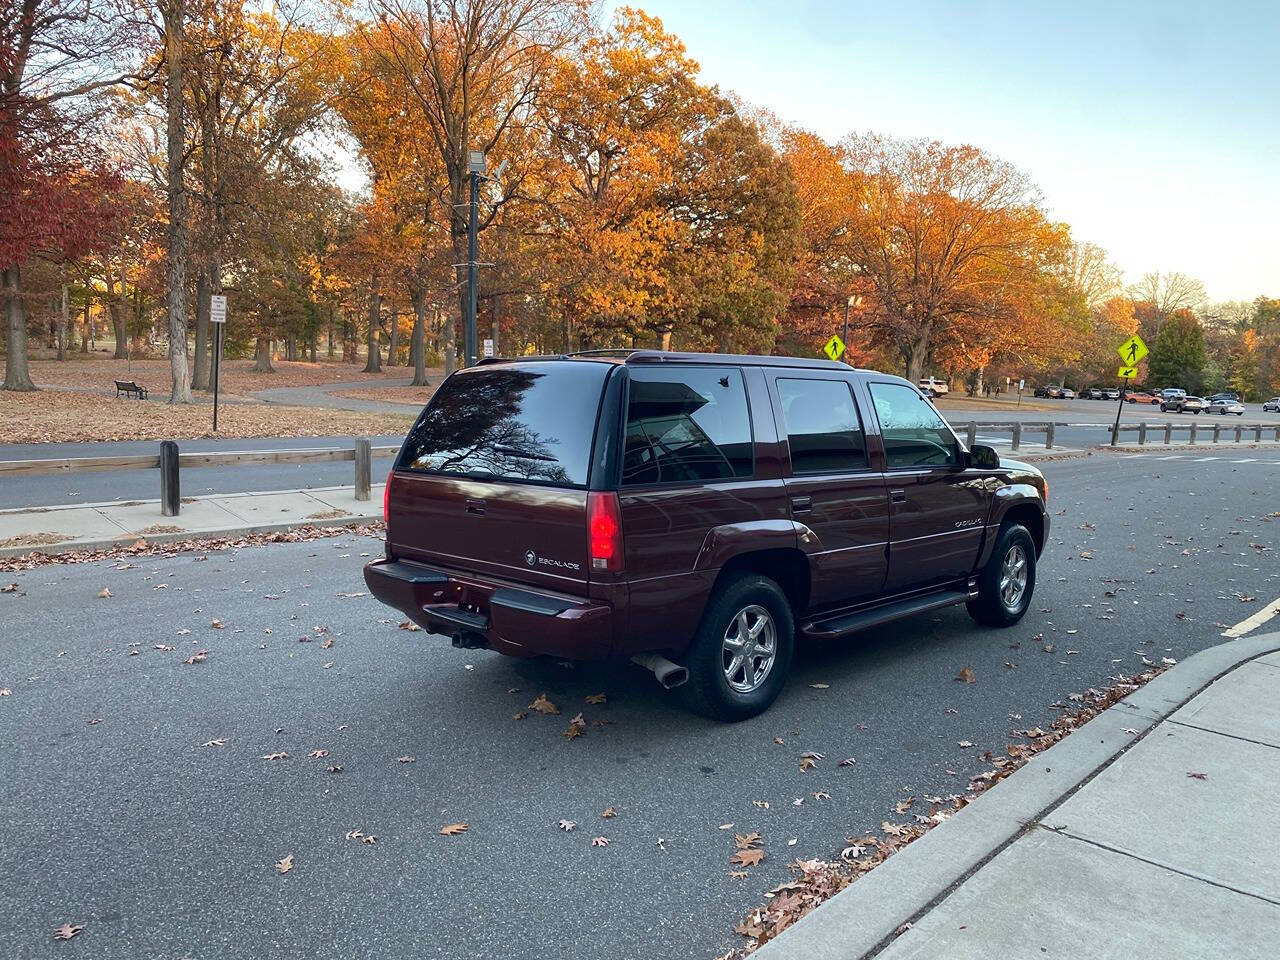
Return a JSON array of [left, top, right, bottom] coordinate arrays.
[[868, 382, 961, 469]]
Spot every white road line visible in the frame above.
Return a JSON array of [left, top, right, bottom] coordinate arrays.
[[1156, 455, 1185, 460], [1231, 459, 1258, 463], [1221, 597, 1280, 639], [1191, 457, 1221, 462]]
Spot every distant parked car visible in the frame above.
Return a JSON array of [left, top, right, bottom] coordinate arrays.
[[918, 377, 949, 396], [1206, 398, 1245, 416], [1159, 388, 1187, 401], [1103, 388, 1121, 400], [1265, 398, 1280, 413], [1082, 387, 1106, 400], [1207, 392, 1240, 404], [1033, 385, 1057, 398], [1126, 391, 1160, 404], [1058, 387, 1076, 399], [1161, 395, 1206, 414]]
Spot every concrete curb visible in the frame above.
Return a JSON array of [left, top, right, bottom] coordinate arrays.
[[1098, 442, 1280, 454], [751, 631, 1280, 960], [0, 513, 381, 560]]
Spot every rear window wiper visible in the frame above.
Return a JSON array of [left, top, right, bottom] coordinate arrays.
[[492, 445, 558, 463]]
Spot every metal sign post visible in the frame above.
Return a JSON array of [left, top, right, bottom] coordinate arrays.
[[1110, 335, 1147, 446], [210, 295, 227, 432]]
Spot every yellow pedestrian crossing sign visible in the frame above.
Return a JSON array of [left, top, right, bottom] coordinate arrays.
[[1117, 365, 1139, 379], [823, 334, 846, 362], [1117, 334, 1148, 366]]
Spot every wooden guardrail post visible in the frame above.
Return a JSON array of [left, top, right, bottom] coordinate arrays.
[[160, 441, 180, 517], [1212, 423, 1221, 443], [1255, 424, 1263, 443], [1045, 422, 1055, 449], [1189, 421, 1197, 444], [1234, 425, 1243, 443], [1011, 422, 1022, 451], [966, 422, 977, 448], [354, 437, 372, 502], [1138, 422, 1147, 445], [1163, 422, 1172, 444]]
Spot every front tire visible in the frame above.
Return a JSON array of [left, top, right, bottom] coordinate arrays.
[[967, 524, 1037, 628], [682, 573, 794, 721]]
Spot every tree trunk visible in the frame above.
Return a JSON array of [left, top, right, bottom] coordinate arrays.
[[309, 333, 316, 362], [410, 282, 429, 386], [363, 276, 382, 373], [2, 265, 36, 390], [286, 333, 296, 362], [342, 312, 356, 363], [193, 269, 210, 389], [327, 304, 335, 358], [56, 284, 69, 361], [112, 265, 129, 358], [254, 336, 275, 373], [164, 0, 192, 404], [81, 304, 91, 352], [387, 304, 399, 366]]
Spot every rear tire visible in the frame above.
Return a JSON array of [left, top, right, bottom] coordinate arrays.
[[967, 524, 1037, 628], [682, 573, 794, 722]]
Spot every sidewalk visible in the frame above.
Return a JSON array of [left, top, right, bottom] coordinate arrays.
[[0, 484, 383, 558], [755, 632, 1280, 960]]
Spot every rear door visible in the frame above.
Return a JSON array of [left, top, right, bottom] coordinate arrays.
[[863, 380, 988, 591], [388, 360, 611, 595], [768, 372, 889, 610]]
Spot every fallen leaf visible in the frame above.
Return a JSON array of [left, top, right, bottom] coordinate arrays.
[[529, 693, 559, 715], [154, 644, 174, 652], [210, 618, 224, 629], [731, 848, 764, 867], [321, 636, 334, 649], [87, 718, 103, 725], [97, 587, 111, 599], [591, 836, 610, 847], [808, 683, 830, 689], [838, 757, 856, 766], [327, 765, 343, 773], [894, 798, 914, 813], [1187, 771, 1208, 780], [753, 800, 770, 810], [362, 834, 377, 844], [183, 649, 209, 665], [718, 823, 734, 830], [812, 790, 831, 800], [308, 749, 329, 759], [602, 807, 617, 818], [955, 666, 976, 683], [585, 693, 607, 704], [262, 752, 288, 761], [799, 756, 817, 772], [512, 711, 528, 721], [395, 756, 415, 764], [734, 832, 762, 850], [275, 854, 294, 874], [558, 819, 576, 832], [1, 582, 19, 593], [398, 620, 421, 631], [52, 923, 84, 941], [345, 829, 365, 841], [729, 870, 748, 880], [563, 712, 586, 741], [202, 738, 227, 747], [439, 823, 469, 836]]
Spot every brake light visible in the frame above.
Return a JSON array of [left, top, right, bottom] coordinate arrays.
[[383, 472, 393, 524], [587, 491, 623, 573]]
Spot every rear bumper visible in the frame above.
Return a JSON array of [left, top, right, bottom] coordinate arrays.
[[363, 558, 615, 660]]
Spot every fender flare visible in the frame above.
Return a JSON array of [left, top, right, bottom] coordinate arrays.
[[978, 484, 1048, 567]]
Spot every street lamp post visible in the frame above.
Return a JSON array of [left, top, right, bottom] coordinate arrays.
[[464, 150, 485, 368], [843, 294, 862, 364]]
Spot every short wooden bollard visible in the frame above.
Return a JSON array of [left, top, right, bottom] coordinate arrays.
[[1235, 425, 1243, 443], [1011, 422, 1022, 451], [1163, 422, 1172, 444], [966, 422, 977, 448], [354, 437, 372, 502], [1213, 424, 1221, 443], [1138, 422, 1147, 445], [1045, 423, 1055, 449], [160, 440, 180, 517], [1189, 422, 1198, 444], [1255, 425, 1263, 443]]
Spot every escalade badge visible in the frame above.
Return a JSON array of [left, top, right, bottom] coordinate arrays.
[[525, 550, 537, 566]]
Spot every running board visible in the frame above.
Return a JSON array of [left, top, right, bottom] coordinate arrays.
[[800, 584, 977, 641]]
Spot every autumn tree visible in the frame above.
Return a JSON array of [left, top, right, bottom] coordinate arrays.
[[1148, 309, 1207, 391], [1, 0, 137, 390], [1130, 271, 1207, 336]]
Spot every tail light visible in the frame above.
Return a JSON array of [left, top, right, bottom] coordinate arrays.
[[383, 472, 394, 524], [587, 491, 623, 573]]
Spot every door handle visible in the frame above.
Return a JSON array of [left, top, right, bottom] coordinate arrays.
[[790, 495, 812, 514], [890, 488, 907, 504], [465, 498, 486, 515]]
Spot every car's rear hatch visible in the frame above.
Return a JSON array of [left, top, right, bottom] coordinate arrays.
[[386, 360, 614, 596]]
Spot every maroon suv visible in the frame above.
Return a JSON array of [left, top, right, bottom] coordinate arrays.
[[365, 351, 1049, 719]]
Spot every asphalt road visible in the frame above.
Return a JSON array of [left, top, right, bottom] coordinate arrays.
[[2, 453, 1278, 958]]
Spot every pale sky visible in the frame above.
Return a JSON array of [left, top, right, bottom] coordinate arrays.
[[610, 0, 1280, 302]]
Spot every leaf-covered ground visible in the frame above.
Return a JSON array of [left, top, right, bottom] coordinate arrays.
[[1, 390, 415, 443], [328, 385, 437, 406]]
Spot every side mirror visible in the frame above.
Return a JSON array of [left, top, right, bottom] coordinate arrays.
[[968, 443, 1001, 469]]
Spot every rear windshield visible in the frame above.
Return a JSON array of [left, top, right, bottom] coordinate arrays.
[[397, 362, 609, 487]]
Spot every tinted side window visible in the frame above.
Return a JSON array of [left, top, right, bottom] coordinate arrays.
[[398, 363, 607, 487], [868, 382, 961, 469], [776, 378, 867, 473], [622, 367, 753, 485]]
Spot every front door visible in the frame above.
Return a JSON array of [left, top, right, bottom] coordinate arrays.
[[864, 381, 988, 592], [769, 373, 889, 610]]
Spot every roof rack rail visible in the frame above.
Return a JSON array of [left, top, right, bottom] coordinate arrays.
[[564, 349, 641, 358]]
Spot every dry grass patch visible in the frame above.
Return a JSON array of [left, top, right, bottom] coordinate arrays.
[[2, 390, 415, 443]]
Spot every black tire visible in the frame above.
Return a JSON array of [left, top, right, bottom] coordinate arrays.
[[966, 524, 1037, 628], [682, 573, 795, 722]]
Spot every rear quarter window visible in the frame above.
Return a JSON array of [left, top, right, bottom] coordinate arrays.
[[397, 362, 608, 488]]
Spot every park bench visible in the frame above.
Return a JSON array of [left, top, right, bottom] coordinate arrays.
[[114, 380, 148, 400]]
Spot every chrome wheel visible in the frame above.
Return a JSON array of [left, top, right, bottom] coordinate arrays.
[[999, 544, 1028, 612], [722, 604, 777, 694]]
